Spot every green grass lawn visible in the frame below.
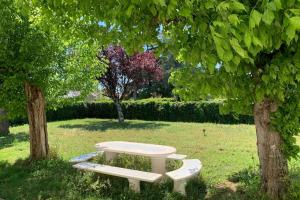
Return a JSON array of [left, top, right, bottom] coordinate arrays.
[[0, 118, 299, 199]]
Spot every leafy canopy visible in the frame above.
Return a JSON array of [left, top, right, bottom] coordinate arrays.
[[0, 0, 102, 118], [34, 0, 300, 158]]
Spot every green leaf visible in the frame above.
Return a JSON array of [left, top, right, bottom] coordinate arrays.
[[217, 2, 230, 11], [290, 17, 300, 29], [230, 38, 248, 58], [262, 9, 275, 25], [126, 5, 134, 17], [228, 14, 240, 26], [179, 7, 192, 17], [289, 9, 300, 15], [232, 55, 241, 65], [207, 55, 217, 73], [223, 46, 234, 61], [153, 0, 166, 7], [205, 1, 214, 9], [286, 26, 296, 42], [262, 75, 269, 83], [244, 30, 251, 49], [274, 0, 282, 10], [230, 1, 246, 11], [285, 17, 300, 42], [211, 26, 233, 62], [249, 10, 262, 29], [213, 21, 226, 28], [215, 42, 225, 58], [296, 73, 300, 81], [167, 0, 177, 16], [267, 2, 277, 11], [252, 36, 263, 47], [223, 62, 231, 72]]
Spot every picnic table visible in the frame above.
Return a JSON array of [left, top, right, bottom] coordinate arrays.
[[72, 141, 200, 194], [95, 141, 176, 174]]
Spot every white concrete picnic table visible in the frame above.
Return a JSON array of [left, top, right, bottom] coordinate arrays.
[[95, 141, 177, 174]]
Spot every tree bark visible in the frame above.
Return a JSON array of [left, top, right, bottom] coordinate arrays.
[[114, 100, 124, 123], [133, 84, 137, 100], [24, 81, 49, 160], [254, 100, 289, 200], [0, 108, 9, 136]]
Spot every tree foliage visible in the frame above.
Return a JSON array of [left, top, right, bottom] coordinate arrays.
[[33, 0, 299, 159], [0, 0, 60, 117], [97, 45, 163, 101], [138, 53, 181, 99], [0, 0, 102, 118]]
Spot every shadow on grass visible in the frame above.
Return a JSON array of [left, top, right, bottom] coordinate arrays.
[[207, 167, 300, 200], [207, 168, 263, 200], [0, 158, 79, 200], [0, 132, 29, 150], [0, 157, 206, 200], [1, 157, 298, 200], [58, 119, 169, 132]]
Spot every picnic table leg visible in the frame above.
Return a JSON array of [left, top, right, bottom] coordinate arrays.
[[105, 152, 117, 161], [173, 179, 186, 195], [128, 179, 140, 192], [151, 157, 166, 174]]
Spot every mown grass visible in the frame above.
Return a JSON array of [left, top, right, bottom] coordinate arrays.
[[0, 118, 299, 199]]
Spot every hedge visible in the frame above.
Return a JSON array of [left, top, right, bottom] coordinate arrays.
[[11, 99, 254, 125]]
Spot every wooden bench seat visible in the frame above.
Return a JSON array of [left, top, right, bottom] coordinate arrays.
[[166, 159, 202, 195], [69, 151, 102, 163], [73, 162, 162, 192], [166, 154, 187, 160]]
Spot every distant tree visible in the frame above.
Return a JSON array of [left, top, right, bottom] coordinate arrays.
[[129, 51, 164, 99], [138, 53, 182, 99], [97, 45, 163, 122]]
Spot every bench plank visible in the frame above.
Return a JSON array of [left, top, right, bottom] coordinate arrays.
[[73, 162, 162, 182], [167, 154, 187, 160], [166, 159, 202, 181], [69, 151, 102, 163]]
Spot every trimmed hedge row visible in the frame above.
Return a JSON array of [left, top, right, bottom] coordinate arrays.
[[11, 99, 254, 125], [46, 100, 253, 124]]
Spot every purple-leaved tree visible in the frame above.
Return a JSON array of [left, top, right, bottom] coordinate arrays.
[[97, 45, 163, 122]]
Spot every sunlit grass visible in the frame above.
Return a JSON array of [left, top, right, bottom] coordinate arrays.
[[2, 118, 299, 184], [0, 118, 299, 199]]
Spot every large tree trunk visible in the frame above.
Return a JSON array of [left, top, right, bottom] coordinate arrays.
[[114, 100, 124, 123], [254, 100, 289, 200], [0, 108, 9, 136], [25, 81, 49, 160]]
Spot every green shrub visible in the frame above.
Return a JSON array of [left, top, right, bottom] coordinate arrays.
[[10, 99, 253, 125]]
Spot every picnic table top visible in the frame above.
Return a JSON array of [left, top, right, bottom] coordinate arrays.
[[95, 141, 176, 157]]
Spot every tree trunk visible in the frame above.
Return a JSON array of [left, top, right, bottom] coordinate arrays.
[[0, 108, 9, 136], [24, 81, 49, 160], [114, 100, 124, 123], [133, 84, 137, 100], [254, 100, 289, 200]]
